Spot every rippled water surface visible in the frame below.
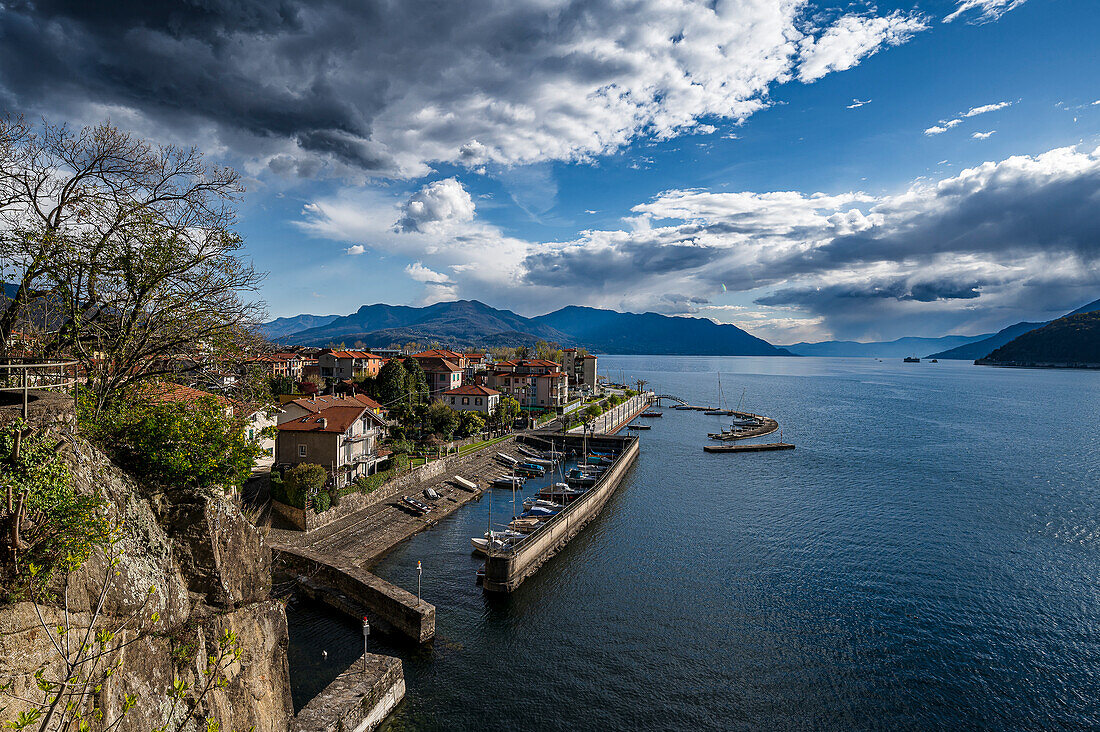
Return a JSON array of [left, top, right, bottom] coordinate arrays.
[[287, 356, 1100, 730]]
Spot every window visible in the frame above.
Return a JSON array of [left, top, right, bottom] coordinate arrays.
[[462, 397, 469, 405], [298, 444, 307, 458], [450, 397, 456, 404], [475, 398, 482, 405]]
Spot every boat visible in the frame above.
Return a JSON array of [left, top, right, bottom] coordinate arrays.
[[903, 357, 920, 363], [704, 373, 738, 416], [930, 359, 938, 363], [539, 481, 586, 500], [521, 504, 564, 518], [401, 496, 432, 514], [518, 462, 547, 474], [564, 470, 597, 488], [496, 452, 519, 465], [471, 530, 525, 555], [729, 416, 762, 427], [453, 475, 478, 491], [515, 464, 546, 478], [640, 411, 663, 418], [626, 424, 650, 430], [423, 487, 440, 500], [509, 517, 542, 533], [523, 497, 565, 510], [703, 442, 795, 453], [492, 475, 526, 487]]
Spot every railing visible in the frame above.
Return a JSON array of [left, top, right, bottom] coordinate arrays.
[[0, 358, 81, 419]]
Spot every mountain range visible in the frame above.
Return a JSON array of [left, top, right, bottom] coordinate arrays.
[[262, 300, 791, 356], [927, 297, 1100, 360], [781, 334, 992, 359], [977, 311, 1100, 367]]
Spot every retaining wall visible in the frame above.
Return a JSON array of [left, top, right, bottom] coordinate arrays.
[[274, 436, 514, 531], [289, 653, 405, 732], [277, 547, 436, 643], [482, 432, 639, 592]]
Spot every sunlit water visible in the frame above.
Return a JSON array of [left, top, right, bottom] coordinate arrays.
[[287, 356, 1100, 730]]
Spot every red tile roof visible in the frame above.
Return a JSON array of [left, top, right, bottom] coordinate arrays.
[[288, 394, 387, 413], [412, 349, 464, 360], [278, 405, 367, 433], [141, 382, 232, 409], [325, 350, 383, 360], [417, 357, 462, 373], [443, 384, 500, 396]]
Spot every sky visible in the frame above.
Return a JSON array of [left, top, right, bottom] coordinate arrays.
[[1, 0, 1098, 343]]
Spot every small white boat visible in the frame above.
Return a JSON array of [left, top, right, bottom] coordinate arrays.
[[423, 487, 440, 500], [492, 475, 526, 487]]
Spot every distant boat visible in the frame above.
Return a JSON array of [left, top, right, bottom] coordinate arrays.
[[509, 517, 542, 533], [492, 475, 526, 487], [904, 357, 920, 363], [930, 359, 938, 363], [423, 487, 440, 500], [627, 424, 650, 430], [401, 496, 432, 514], [471, 530, 525, 555], [640, 411, 663, 417]]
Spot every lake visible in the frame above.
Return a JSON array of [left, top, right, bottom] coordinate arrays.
[[287, 356, 1100, 730]]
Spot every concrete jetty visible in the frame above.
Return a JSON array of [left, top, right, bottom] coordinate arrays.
[[289, 653, 405, 732], [482, 431, 639, 593], [703, 442, 795, 453]]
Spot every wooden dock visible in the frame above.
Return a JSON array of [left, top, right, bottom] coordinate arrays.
[[703, 442, 795, 453]]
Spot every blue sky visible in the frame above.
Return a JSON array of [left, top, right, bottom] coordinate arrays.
[[2, 0, 1098, 342]]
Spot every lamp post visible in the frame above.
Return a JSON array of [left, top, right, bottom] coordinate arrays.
[[362, 616, 370, 671]]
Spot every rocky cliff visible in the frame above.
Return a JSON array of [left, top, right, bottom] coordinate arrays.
[[0, 391, 293, 731]]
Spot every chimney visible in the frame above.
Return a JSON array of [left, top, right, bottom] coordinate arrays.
[[319, 417, 328, 429]]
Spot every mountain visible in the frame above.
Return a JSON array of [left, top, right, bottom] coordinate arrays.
[[531, 306, 790, 356], [928, 297, 1100, 360], [782, 334, 992, 359], [280, 300, 572, 349], [976, 311, 1100, 367], [265, 300, 791, 355], [260, 314, 340, 340]]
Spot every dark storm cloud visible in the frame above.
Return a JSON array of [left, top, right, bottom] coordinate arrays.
[[522, 236, 720, 288], [756, 277, 983, 308]]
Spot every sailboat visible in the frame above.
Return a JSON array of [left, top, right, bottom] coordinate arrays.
[[704, 373, 736, 416]]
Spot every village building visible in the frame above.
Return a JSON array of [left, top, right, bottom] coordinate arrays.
[[485, 359, 568, 410], [416, 356, 464, 398], [276, 402, 390, 488], [562, 348, 599, 393], [318, 349, 385, 380], [442, 384, 500, 415]]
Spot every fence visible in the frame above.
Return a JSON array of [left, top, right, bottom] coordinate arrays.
[[0, 358, 81, 419]]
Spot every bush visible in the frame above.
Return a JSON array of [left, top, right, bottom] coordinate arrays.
[[83, 389, 261, 494], [273, 463, 326, 509], [312, 490, 331, 513]]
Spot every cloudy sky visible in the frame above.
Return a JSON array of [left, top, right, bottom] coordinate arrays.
[[2, 0, 1098, 343]]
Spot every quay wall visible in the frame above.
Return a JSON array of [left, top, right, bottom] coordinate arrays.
[[276, 547, 436, 643], [273, 436, 512, 531], [569, 393, 653, 435], [483, 433, 639, 592], [289, 653, 405, 732]]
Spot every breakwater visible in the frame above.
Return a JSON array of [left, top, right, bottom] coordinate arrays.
[[482, 431, 639, 592]]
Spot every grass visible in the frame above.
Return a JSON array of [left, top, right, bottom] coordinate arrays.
[[458, 433, 512, 456]]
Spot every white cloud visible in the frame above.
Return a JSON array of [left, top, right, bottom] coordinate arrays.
[[972, 130, 996, 140], [396, 178, 476, 233], [344, 244, 366, 255], [695, 124, 718, 135], [944, 0, 1028, 24], [847, 99, 872, 109], [963, 101, 1013, 117], [924, 120, 962, 135], [404, 262, 451, 284], [797, 12, 927, 83]]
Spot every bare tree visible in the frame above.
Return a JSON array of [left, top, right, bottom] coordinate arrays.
[[0, 117, 264, 413]]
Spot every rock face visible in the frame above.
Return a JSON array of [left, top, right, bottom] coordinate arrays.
[[0, 391, 294, 731]]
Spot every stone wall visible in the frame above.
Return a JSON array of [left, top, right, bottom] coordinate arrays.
[[0, 392, 294, 731], [289, 654, 405, 732], [274, 436, 514, 532]]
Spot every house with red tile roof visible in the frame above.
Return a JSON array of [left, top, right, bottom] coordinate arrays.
[[442, 384, 500, 414], [318, 349, 385, 380], [276, 401, 390, 488], [484, 359, 567, 409], [415, 356, 464, 398]]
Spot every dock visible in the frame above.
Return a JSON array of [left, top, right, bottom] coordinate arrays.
[[703, 442, 795, 453], [481, 431, 639, 593]]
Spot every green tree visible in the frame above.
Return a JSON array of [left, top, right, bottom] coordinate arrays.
[[493, 396, 521, 430], [281, 463, 327, 511], [426, 400, 460, 438], [268, 374, 296, 398], [458, 411, 485, 438], [402, 358, 429, 406], [88, 392, 260, 494], [376, 359, 407, 407]]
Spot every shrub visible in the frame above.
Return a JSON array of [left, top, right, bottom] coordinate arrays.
[[312, 490, 331, 513], [276, 463, 326, 509]]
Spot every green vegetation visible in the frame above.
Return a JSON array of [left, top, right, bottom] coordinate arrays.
[[271, 463, 326, 509], [81, 390, 262, 495], [0, 420, 110, 598]]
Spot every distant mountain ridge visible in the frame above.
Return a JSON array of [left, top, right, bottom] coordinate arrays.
[[976, 311, 1100, 367], [263, 300, 791, 356], [782, 333, 992, 359], [928, 297, 1100, 360], [260, 313, 340, 340]]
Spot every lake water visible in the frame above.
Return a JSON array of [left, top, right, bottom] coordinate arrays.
[[286, 356, 1100, 730]]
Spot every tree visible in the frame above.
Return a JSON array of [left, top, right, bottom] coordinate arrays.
[[425, 400, 460, 438], [401, 358, 429, 406], [282, 463, 326, 510], [493, 396, 521, 431], [0, 117, 263, 417], [458, 411, 485, 438], [376, 359, 407, 407], [87, 391, 261, 494], [268, 374, 296, 398], [534, 340, 562, 363]]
